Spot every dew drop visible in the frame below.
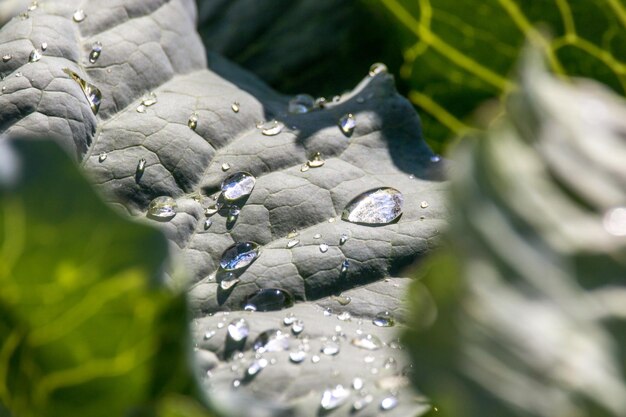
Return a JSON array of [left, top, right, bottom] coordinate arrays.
[[292, 319, 304, 335], [307, 152, 325, 168], [283, 313, 296, 326], [288, 94, 315, 114], [28, 49, 41, 63], [321, 340, 340, 356], [340, 260, 349, 273], [232, 379, 241, 388], [331, 294, 351, 306], [420, 201, 429, 208], [311, 354, 321, 363], [221, 162, 231, 171], [246, 358, 268, 377], [339, 233, 348, 245], [219, 242, 260, 271], [231, 101, 240, 113], [342, 187, 403, 225], [72, 9, 86, 22], [369, 62, 388, 76], [290, 350, 307, 363], [383, 357, 397, 370], [338, 113, 356, 136], [2, 54, 11, 62], [352, 377, 364, 390], [604, 207, 626, 236], [15, 72, 22, 77], [314, 233, 322, 239], [137, 92, 157, 112], [147, 196, 177, 220], [351, 334, 383, 350], [352, 395, 373, 411], [244, 288, 294, 312], [89, 41, 102, 63], [258, 120, 284, 136], [319, 243, 329, 253], [203, 330, 216, 340], [253, 329, 290, 352], [188, 112, 198, 130], [98, 152, 107, 162], [337, 311, 352, 321], [287, 239, 299, 249], [380, 396, 398, 411], [227, 318, 249, 342], [300, 163, 310, 172], [28, 1, 38, 11], [221, 171, 256, 201], [205, 206, 219, 217], [287, 229, 299, 238], [430, 155, 441, 163], [40, 42, 47, 51], [136, 158, 146, 178], [323, 308, 333, 317], [62, 68, 101, 114], [203, 218, 212, 230], [219, 277, 240, 291], [373, 311, 395, 327], [320, 385, 350, 410]]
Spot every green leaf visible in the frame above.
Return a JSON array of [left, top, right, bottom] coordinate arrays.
[[365, 0, 626, 151], [404, 55, 626, 417], [0, 139, 203, 417]]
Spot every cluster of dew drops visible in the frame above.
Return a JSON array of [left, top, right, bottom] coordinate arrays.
[[2, 6, 442, 413]]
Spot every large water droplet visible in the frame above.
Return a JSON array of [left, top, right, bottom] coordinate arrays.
[[290, 350, 307, 363], [89, 41, 102, 63], [373, 311, 395, 327], [253, 329, 290, 352], [221, 171, 256, 201], [28, 49, 41, 63], [243, 288, 294, 312], [321, 340, 340, 356], [307, 152, 325, 168], [147, 196, 177, 220], [219, 242, 260, 271], [288, 94, 315, 114], [258, 120, 283, 136], [338, 114, 356, 136], [72, 9, 86, 22], [351, 334, 383, 350], [342, 187, 403, 225], [320, 385, 350, 410], [227, 318, 249, 342], [62, 68, 101, 114], [380, 396, 398, 411], [369, 62, 388, 76], [283, 313, 296, 326]]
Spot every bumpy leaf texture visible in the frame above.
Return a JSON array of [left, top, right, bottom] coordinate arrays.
[[0, 1, 446, 416]]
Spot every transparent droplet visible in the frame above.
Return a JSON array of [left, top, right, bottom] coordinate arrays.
[[283, 313, 296, 326], [314, 233, 322, 239], [288, 94, 315, 114], [136, 158, 146, 177], [331, 295, 351, 306], [246, 358, 268, 377], [383, 357, 397, 370], [72, 9, 86, 22], [319, 243, 329, 253], [244, 288, 294, 312], [89, 41, 102, 64], [62, 68, 101, 114], [364, 355, 375, 363], [136, 104, 146, 113], [342, 187, 403, 225], [332, 95, 341, 103], [352, 377, 364, 390], [137, 92, 157, 112], [98, 152, 107, 162], [380, 396, 398, 411], [321, 340, 340, 356], [290, 350, 307, 363], [221, 171, 256, 201], [373, 311, 395, 327], [307, 152, 325, 168], [204, 330, 216, 340], [40, 42, 47, 51], [203, 218, 212, 230], [311, 354, 321, 363], [219, 242, 260, 271], [227, 318, 249, 342], [15, 72, 22, 77], [352, 395, 373, 411], [219, 277, 240, 291], [258, 120, 284, 136], [430, 155, 441, 163], [339, 233, 348, 245], [314, 97, 327, 108], [300, 163, 310, 172], [337, 311, 352, 321], [369, 62, 388, 76], [231, 102, 240, 113], [604, 207, 626, 236], [221, 162, 231, 171], [188, 112, 198, 130], [338, 113, 356, 136], [28, 1, 38, 11], [287, 239, 299, 248], [232, 379, 240, 388], [287, 229, 299, 238], [292, 319, 304, 335], [323, 308, 333, 317], [253, 329, 290, 352], [351, 334, 383, 350], [28, 49, 41, 63], [2, 54, 11, 62], [340, 260, 349, 273], [320, 385, 350, 410], [420, 201, 429, 208], [147, 196, 177, 220]]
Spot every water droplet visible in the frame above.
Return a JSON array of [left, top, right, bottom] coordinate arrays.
[[15, 72, 22, 77], [311, 354, 321, 363], [136, 104, 146, 113], [89, 41, 102, 63], [28, 49, 41, 63], [352, 377, 364, 390], [287, 239, 299, 248], [332, 95, 341, 103], [137, 92, 157, 112], [290, 350, 307, 363], [2, 54, 11, 62], [338, 113, 356, 136], [227, 318, 249, 342], [253, 329, 290, 352], [329, 217, 336, 223], [292, 319, 304, 335], [320, 385, 350, 410], [321, 340, 340, 356], [246, 358, 268, 377], [147, 196, 177, 220], [307, 152, 325, 168], [204, 330, 216, 340], [283, 313, 296, 326], [314, 97, 327, 108], [364, 355, 375, 363], [232, 379, 241, 388], [342, 187, 403, 225], [314, 233, 322, 239], [383, 357, 397, 370], [380, 396, 398, 411], [351, 334, 383, 350], [373, 311, 395, 327], [337, 312, 352, 321], [219, 277, 240, 291], [339, 234, 348, 245], [352, 395, 373, 411], [258, 120, 284, 136], [62, 68, 101, 114], [331, 294, 351, 305], [73, 9, 86, 22], [288, 94, 315, 113], [287, 229, 299, 238], [323, 308, 333, 317], [420, 201, 429, 208], [219, 242, 260, 271], [221, 162, 231, 171], [28, 1, 38, 11], [604, 207, 626, 236], [98, 152, 107, 162], [136, 158, 146, 178], [188, 112, 198, 130], [40, 42, 47, 51], [205, 206, 218, 216], [300, 163, 310, 172], [221, 171, 256, 201], [319, 243, 329, 253], [369, 62, 388, 76], [244, 288, 294, 312], [203, 218, 212, 230], [430, 155, 441, 163], [231, 102, 240, 113], [340, 260, 349, 273]]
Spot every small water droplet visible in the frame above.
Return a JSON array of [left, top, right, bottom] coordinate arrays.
[[188, 112, 198, 130], [290, 350, 307, 363], [221, 162, 231, 171], [253, 329, 290, 352], [231, 101, 240, 113], [89, 41, 102, 63], [28, 49, 41, 63], [27, 1, 38, 11], [321, 340, 340, 356], [219, 276, 240, 291], [352, 377, 364, 390], [62, 68, 101, 114], [287, 239, 299, 248], [219, 241, 260, 271], [380, 396, 398, 411], [288, 94, 315, 114], [15, 72, 22, 77], [352, 395, 373, 411], [40, 42, 47, 51], [246, 358, 268, 377], [98, 152, 107, 162], [283, 313, 296, 326], [373, 311, 395, 327], [331, 294, 351, 305], [307, 152, 325, 168], [420, 201, 429, 208], [314, 97, 327, 108], [203, 218, 212, 230], [136, 157, 146, 178], [338, 113, 356, 136], [205, 206, 219, 216], [311, 354, 321, 363], [342, 187, 403, 225], [337, 311, 352, 321], [323, 308, 333, 317], [340, 260, 349, 273], [73, 9, 86, 22], [221, 171, 256, 201], [203, 330, 216, 340], [383, 357, 397, 370], [137, 92, 157, 112], [2, 54, 11, 62], [364, 355, 375, 363], [329, 217, 336, 223], [258, 120, 284, 136], [147, 196, 177, 220], [319, 243, 329, 253], [227, 318, 249, 342], [351, 334, 383, 350], [287, 229, 299, 238], [232, 379, 241, 388], [604, 207, 626, 236], [244, 288, 294, 312], [136, 104, 146, 113], [320, 385, 350, 410], [430, 155, 441, 163], [292, 319, 304, 335], [369, 62, 388, 76], [300, 163, 310, 172], [339, 233, 348, 245]]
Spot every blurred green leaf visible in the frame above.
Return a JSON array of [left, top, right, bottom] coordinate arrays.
[[404, 54, 626, 417], [364, 0, 626, 151], [0, 139, 211, 417]]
